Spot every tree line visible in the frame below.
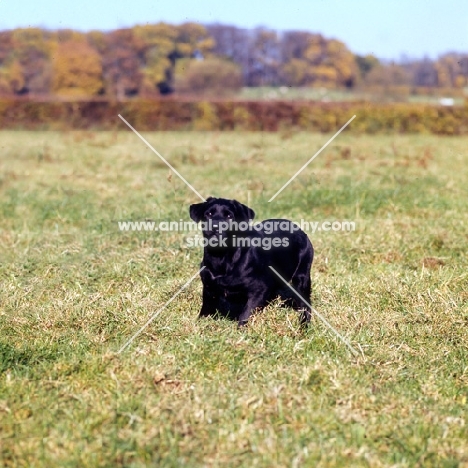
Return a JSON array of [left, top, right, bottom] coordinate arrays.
[[0, 23, 467, 99]]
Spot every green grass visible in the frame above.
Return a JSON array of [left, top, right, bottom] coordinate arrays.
[[0, 129, 467, 467], [239, 86, 467, 105], [239, 86, 363, 102]]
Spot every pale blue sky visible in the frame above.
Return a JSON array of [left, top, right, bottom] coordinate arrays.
[[1, 0, 467, 59]]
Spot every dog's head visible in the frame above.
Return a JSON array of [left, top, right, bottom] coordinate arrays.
[[189, 197, 255, 240]]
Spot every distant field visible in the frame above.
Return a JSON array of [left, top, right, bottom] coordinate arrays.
[[239, 86, 467, 105], [1, 130, 467, 466]]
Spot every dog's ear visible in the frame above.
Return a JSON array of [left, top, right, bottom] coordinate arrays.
[[232, 200, 255, 222], [190, 201, 207, 222], [190, 197, 215, 222]]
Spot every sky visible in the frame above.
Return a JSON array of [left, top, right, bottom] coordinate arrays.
[[1, 0, 467, 60]]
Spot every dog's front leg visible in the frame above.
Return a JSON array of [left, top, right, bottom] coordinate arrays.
[[199, 286, 218, 317], [237, 288, 269, 327]]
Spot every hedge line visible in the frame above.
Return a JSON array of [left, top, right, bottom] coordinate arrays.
[[0, 99, 467, 134]]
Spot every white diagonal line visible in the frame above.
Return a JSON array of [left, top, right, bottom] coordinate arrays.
[[268, 115, 356, 202], [118, 114, 206, 202], [117, 267, 205, 354], [268, 266, 360, 357]]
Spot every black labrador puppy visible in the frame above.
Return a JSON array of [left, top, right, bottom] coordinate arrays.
[[189, 197, 314, 326]]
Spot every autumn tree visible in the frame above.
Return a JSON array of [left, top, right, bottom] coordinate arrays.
[[0, 31, 13, 67], [148, 22, 216, 93], [133, 23, 177, 95], [280, 31, 313, 63], [0, 32, 26, 94], [56, 29, 87, 44], [457, 56, 468, 88], [355, 54, 379, 82], [246, 29, 281, 86], [2, 22, 468, 98], [136, 22, 215, 95], [280, 33, 357, 88], [436, 53, 468, 88], [279, 31, 313, 86], [102, 29, 143, 99], [281, 58, 309, 86], [52, 40, 103, 96], [305, 37, 357, 87], [11, 28, 53, 95], [205, 24, 251, 82], [0, 60, 25, 94], [175, 57, 242, 95], [364, 62, 410, 87], [87, 30, 107, 55], [412, 59, 438, 87], [208, 26, 282, 86], [174, 23, 214, 60]]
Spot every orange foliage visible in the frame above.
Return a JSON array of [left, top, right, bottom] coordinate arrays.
[[0, 100, 467, 135], [175, 57, 242, 96], [0, 24, 466, 97], [52, 41, 103, 96]]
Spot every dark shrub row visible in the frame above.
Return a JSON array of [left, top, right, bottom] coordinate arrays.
[[1, 99, 467, 134]]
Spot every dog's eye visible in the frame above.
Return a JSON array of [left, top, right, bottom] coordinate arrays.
[[206, 211, 213, 217], [226, 213, 233, 219]]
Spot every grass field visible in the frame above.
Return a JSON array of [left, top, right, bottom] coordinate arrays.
[[238, 86, 467, 105], [1, 128, 467, 467]]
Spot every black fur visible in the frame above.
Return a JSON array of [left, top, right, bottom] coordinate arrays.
[[190, 197, 314, 326]]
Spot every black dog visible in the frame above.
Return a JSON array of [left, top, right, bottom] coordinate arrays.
[[189, 197, 314, 326]]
